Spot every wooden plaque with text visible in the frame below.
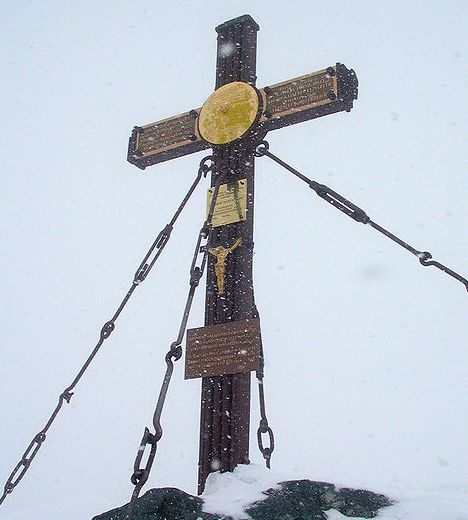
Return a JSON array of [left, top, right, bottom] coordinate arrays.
[[185, 319, 262, 379]]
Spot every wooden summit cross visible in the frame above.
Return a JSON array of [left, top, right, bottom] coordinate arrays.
[[127, 14, 358, 493]]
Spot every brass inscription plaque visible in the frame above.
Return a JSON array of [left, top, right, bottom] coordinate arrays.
[[207, 179, 247, 228], [136, 111, 199, 157], [264, 68, 337, 120], [185, 318, 262, 379]]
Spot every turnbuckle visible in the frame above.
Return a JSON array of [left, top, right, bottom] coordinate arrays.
[[3, 432, 47, 493], [255, 141, 468, 292], [134, 225, 173, 285], [130, 428, 157, 487], [310, 183, 370, 224]]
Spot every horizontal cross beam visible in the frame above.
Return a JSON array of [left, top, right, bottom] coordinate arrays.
[[128, 63, 358, 170]]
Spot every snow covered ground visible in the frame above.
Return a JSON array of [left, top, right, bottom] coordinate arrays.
[[202, 465, 468, 519]]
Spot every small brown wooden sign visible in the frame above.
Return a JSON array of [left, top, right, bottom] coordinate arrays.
[[185, 319, 262, 379]]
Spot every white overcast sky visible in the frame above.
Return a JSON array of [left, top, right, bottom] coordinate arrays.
[[1, 1, 467, 519]]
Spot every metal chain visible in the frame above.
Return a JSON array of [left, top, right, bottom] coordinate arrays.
[[253, 304, 275, 469], [255, 141, 468, 293], [0, 156, 212, 509], [123, 165, 226, 520]]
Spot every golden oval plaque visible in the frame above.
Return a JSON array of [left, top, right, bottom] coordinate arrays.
[[198, 82, 260, 145]]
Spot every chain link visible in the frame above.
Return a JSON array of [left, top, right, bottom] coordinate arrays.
[[123, 161, 225, 520], [0, 157, 211, 509], [255, 141, 468, 293], [256, 379, 275, 469], [252, 305, 275, 469]]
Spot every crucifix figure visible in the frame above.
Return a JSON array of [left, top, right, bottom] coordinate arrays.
[[127, 14, 358, 493], [208, 238, 242, 296]]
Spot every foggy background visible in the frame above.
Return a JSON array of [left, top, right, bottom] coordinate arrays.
[[1, 1, 467, 518]]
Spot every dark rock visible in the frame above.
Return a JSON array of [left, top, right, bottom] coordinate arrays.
[[246, 480, 392, 520], [92, 480, 392, 520], [330, 487, 392, 518], [92, 487, 233, 520], [246, 480, 335, 520]]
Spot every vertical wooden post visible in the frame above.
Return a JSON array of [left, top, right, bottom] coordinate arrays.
[[198, 14, 259, 494]]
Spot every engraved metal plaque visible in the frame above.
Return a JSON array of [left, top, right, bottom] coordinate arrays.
[[258, 63, 358, 133], [185, 319, 262, 379], [207, 179, 247, 228], [127, 109, 210, 169], [138, 112, 195, 153], [263, 68, 336, 119]]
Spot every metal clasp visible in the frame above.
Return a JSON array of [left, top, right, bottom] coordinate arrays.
[[130, 428, 157, 487]]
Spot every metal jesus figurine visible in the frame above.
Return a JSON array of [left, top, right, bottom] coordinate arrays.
[[208, 237, 242, 295]]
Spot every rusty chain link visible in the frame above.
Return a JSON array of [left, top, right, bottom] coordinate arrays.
[[123, 161, 225, 520], [252, 304, 275, 469], [257, 383, 275, 469], [0, 156, 212, 509], [255, 141, 468, 293]]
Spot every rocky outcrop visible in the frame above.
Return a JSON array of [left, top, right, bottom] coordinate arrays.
[[93, 480, 392, 520], [246, 480, 392, 519]]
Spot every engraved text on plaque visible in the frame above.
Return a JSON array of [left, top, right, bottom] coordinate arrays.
[[185, 319, 262, 379]]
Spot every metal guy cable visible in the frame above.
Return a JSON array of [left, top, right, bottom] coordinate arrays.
[[123, 161, 226, 520], [254, 141, 468, 293], [0, 156, 213, 508]]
